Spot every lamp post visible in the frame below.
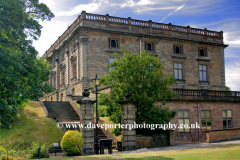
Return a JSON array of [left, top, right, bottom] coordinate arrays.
[[92, 74, 100, 154]]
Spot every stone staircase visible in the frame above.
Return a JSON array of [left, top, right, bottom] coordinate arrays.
[[95, 128, 108, 140], [43, 101, 80, 131]]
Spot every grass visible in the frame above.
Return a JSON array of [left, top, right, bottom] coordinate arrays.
[[99, 117, 122, 141], [40, 143, 240, 160], [0, 101, 64, 150], [117, 143, 240, 160]]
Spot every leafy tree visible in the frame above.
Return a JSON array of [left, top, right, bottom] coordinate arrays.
[[0, 0, 54, 128], [100, 47, 177, 125], [226, 86, 231, 91]]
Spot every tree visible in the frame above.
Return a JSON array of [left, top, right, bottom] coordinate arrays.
[[0, 0, 54, 128], [100, 47, 177, 125]]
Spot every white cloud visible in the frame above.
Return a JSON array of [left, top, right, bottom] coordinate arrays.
[[160, 4, 185, 23], [33, 19, 71, 56], [225, 62, 240, 91]]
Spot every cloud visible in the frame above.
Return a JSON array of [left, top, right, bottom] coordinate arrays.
[[225, 61, 240, 91], [160, 4, 185, 23]]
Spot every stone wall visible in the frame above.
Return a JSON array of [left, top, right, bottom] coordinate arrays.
[[206, 128, 240, 143]]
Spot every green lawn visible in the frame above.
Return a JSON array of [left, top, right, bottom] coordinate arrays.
[[117, 143, 240, 160], [40, 143, 240, 160], [0, 101, 64, 150]]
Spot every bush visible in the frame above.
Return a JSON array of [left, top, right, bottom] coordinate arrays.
[[28, 142, 50, 159], [0, 146, 6, 155], [60, 130, 84, 156], [94, 104, 108, 117], [111, 126, 121, 136]]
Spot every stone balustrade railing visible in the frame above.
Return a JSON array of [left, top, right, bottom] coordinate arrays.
[[45, 11, 223, 57]]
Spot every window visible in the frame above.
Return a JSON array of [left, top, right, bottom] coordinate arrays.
[[201, 110, 212, 130], [72, 64, 76, 78], [72, 88, 75, 95], [109, 57, 115, 70], [53, 77, 56, 89], [109, 39, 119, 48], [198, 48, 207, 56], [61, 71, 65, 84], [173, 45, 183, 54], [144, 42, 154, 51], [178, 110, 190, 132], [60, 93, 63, 101], [199, 65, 207, 81], [222, 110, 232, 129], [174, 63, 183, 80]]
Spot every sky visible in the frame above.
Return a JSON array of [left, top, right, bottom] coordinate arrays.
[[33, 0, 240, 91]]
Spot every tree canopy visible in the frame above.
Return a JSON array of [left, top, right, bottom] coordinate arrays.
[[0, 0, 54, 128], [100, 47, 177, 125]]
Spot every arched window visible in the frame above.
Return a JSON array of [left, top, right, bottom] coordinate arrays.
[[147, 43, 152, 50], [109, 38, 119, 48], [198, 48, 207, 56], [175, 46, 180, 53], [173, 45, 183, 54]]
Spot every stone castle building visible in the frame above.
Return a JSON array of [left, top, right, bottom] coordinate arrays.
[[43, 11, 240, 142]]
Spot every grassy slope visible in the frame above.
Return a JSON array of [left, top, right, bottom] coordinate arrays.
[[0, 101, 64, 150], [99, 117, 122, 141]]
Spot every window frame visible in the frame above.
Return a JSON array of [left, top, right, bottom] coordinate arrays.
[[174, 62, 183, 80], [173, 45, 183, 54], [178, 110, 191, 132], [144, 42, 155, 51], [109, 57, 116, 71], [72, 63, 77, 78], [108, 38, 120, 48], [61, 71, 65, 84], [199, 64, 208, 82], [201, 110, 212, 130], [222, 110, 233, 129], [198, 48, 208, 57]]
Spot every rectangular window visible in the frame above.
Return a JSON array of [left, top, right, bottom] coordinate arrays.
[[61, 72, 65, 84], [72, 64, 76, 78], [201, 110, 212, 130], [222, 110, 232, 129], [53, 77, 56, 89], [174, 63, 183, 80], [199, 65, 207, 81], [178, 110, 190, 132]]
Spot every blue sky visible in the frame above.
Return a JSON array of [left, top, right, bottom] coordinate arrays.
[[34, 0, 240, 91]]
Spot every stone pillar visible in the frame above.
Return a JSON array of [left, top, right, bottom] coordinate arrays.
[[169, 130, 175, 146], [77, 97, 94, 155], [121, 102, 136, 151], [80, 36, 88, 89]]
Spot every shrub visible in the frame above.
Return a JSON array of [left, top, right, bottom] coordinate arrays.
[[28, 142, 50, 159], [0, 146, 6, 155], [60, 130, 84, 156], [111, 126, 121, 136]]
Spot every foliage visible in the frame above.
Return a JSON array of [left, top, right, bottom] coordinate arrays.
[[60, 130, 84, 156], [0, 146, 6, 155], [226, 86, 231, 91], [0, 0, 54, 128], [100, 47, 177, 124], [111, 126, 121, 136], [28, 142, 50, 159], [93, 103, 108, 117]]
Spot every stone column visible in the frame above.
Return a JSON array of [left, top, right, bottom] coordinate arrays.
[[80, 37, 88, 89], [121, 102, 136, 151], [77, 96, 95, 155]]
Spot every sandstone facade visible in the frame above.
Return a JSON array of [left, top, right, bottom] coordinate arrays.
[[43, 11, 227, 101]]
